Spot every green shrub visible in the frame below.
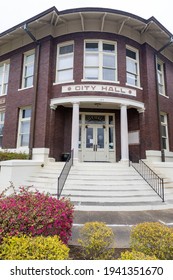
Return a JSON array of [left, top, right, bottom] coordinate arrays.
[[0, 235, 69, 260], [130, 222, 173, 260], [119, 250, 158, 260], [78, 221, 115, 260], [0, 151, 28, 161]]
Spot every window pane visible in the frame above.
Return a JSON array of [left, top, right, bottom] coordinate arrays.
[[25, 65, 34, 77], [109, 116, 113, 125], [25, 77, 33, 88], [127, 73, 137, 86], [78, 126, 81, 149], [0, 112, 5, 122], [126, 59, 137, 74], [162, 138, 167, 150], [0, 124, 3, 135], [85, 115, 105, 124], [103, 43, 115, 52], [20, 134, 30, 147], [59, 44, 73, 55], [85, 54, 99, 66], [58, 55, 73, 70], [126, 49, 136, 59], [84, 68, 99, 80], [103, 55, 115, 68], [97, 128, 104, 148], [86, 127, 93, 148], [160, 115, 165, 123], [58, 69, 73, 82], [103, 68, 115, 81], [21, 121, 30, 134], [86, 43, 98, 51], [161, 125, 167, 137], [22, 109, 31, 118], [109, 127, 114, 149], [26, 54, 35, 64]]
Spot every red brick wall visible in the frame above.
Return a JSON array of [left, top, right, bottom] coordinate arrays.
[[2, 31, 173, 160]]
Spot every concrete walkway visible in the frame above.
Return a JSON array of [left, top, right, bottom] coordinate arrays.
[[70, 208, 173, 248]]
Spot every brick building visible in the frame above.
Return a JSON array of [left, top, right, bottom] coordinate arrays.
[[1, 6, 173, 163]]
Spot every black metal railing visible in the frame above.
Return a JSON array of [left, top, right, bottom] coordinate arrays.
[[130, 159, 164, 202], [57, 149, 74, 199]]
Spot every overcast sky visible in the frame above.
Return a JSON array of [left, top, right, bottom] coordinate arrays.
[[1, 0, 173, 34]]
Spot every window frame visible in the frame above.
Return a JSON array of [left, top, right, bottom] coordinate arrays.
[[21, 50, 35, 89], [157, 59, 166, 96], [0, 60, 10, 96], [17, 107, 31, 148], [160, 112, 169, 150], [55, 41, 74, 84], [126, 45, 140, 88], [83, 40, 118, 82], [0, 111, 5, 148]]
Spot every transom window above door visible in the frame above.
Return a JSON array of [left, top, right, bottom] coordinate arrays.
[[84, 40, 117, 82]]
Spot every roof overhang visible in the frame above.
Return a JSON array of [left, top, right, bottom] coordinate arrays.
[[0, 6, 173, 60], [50, 95, 145, 111]]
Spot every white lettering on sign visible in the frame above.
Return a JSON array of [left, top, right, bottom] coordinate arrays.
[[62, 84, 136, 96]]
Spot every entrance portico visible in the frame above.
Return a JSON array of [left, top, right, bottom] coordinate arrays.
[[50, 96, 145, 163]]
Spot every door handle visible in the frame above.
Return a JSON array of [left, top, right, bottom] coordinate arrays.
[[93, 144, 97, 151]]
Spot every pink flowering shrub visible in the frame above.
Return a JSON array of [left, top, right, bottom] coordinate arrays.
[[0, 186, 74, 244]]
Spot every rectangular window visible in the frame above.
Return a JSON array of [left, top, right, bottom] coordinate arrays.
[[56, 42, 74, 83], [160, 113, 169, 150], [126, 46, 140, 87], [157, 60, 166, 95], [0, 111, 5, 148], [22, 51, 35, 88], [84, 40, 117, 81], [0, 61, 10, 95], [18, 108, 31, 147]]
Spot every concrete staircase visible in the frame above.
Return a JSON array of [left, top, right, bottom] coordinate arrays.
[[23, 161, 65, 195], [61, 162, 173, 211]]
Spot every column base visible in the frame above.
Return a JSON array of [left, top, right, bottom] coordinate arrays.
[[73, 157, 79, 165], [119, 159, 129, 166]]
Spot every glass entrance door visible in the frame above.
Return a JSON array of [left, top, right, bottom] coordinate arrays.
[[85, 125, 106, 161]]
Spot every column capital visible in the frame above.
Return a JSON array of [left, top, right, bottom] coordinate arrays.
[[72, 101, 80, 106], [137, 108, 145, 114], [120, 104, 128, 108], [50, 104, 57, 110]]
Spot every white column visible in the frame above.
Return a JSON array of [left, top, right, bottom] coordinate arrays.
[[71, 102, 80, 164], [120, 104, 129, 162]]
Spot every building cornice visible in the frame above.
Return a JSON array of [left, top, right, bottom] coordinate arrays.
[[0, 6, 173, 60]]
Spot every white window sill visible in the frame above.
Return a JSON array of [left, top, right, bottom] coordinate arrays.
[[125, 83, 143, 90], [159, 93, 169, 99], [18, 86, 34, 91], [81, 79, 120, 84], [0, 93, 7, 97], [53, 80, 75, 85]]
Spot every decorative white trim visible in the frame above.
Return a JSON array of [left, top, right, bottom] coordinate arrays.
[[62, 84, 136, 96], [50, 95, 145, 111]]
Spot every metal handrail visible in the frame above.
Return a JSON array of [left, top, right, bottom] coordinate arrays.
[[57, 149, 74, 199], [130, 159, 164, 202]]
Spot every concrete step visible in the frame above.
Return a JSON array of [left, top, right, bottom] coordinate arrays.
[[60, 162, 171, 210], [23, 162, 65, 190]]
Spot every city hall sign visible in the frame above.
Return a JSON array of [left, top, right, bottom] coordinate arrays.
[[62, 84, 136, 96]]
